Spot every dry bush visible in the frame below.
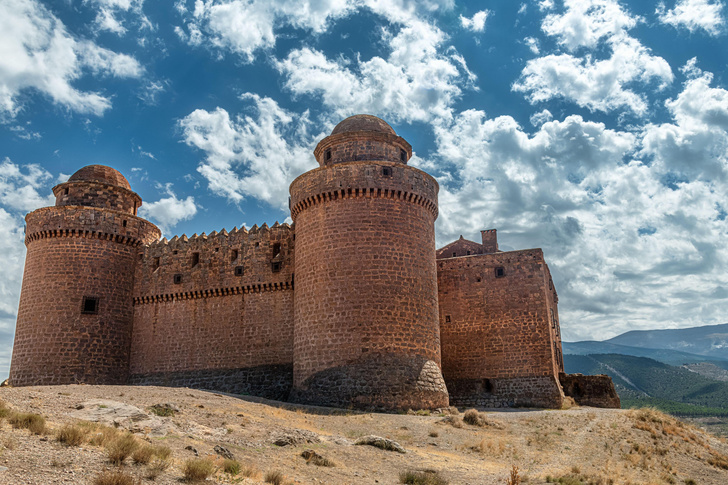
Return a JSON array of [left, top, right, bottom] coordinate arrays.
[[131, 445, 154, 464], [183, 458, 215, 482], [83, 423, 121, 447], [561, 396, 577, 410], [0, 400, 11, 419], [222, 458, 240, 475], [399, 470, 449, 485], [240, 463, 259, 478], [463, 409, 491, 427], [708, 453, 728, 470], [56, 424, 87, 446], [145, 458, 171, 480], [429, 430, 439, 438], [106, 433, 140, 465], [93, 470, 140, 485], [265, 470, 291, 485], [440, 415, 463, 428], [9, 412, 46, 434], [506, 465, 520, 485]]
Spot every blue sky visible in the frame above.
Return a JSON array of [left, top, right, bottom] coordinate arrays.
[[1, 0, 727, 380]]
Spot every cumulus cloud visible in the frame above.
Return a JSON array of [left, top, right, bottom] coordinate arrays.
[[514, 0, 672, 116], [276, 20, 469, 124], [179, 93, 319, 208], [460, 10, 489, 32], [83, 0, 152, 36], [139, 184, 198, 233], [657, 0, 725, 35], [0, 0, 143, 117], [0, 159, 56, 212]]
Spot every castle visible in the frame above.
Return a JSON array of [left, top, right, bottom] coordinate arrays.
[[9, 115, 618, 411]]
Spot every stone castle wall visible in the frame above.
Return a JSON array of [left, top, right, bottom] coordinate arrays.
[[289, 161, 448, 410], [437, 249, 564, 408], [10, 206, 159, 386], [128, 224, 295, 399]]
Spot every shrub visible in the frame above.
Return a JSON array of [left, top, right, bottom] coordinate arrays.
[[9, 412, 46, 434], [107, 433, 140, 465], [463, 409, 490, 427], [399, 470, 449, 485], [506, 465, 520, 485], [56, 424, 86, 446], [84, 423, 121, 447], [132, 445, 154, 464], [149, 405, 175, 417], [146, 458, 171, 480], [240, 463, 259, 478], [429, 431, 439, 438], [440, 415, 463, 428], [222, 459, 240, 475], [93, 470, 140, 485], [0, 400, 11, 419], [265, 470, 290, 485], [151, 444, 172, 460], [183, 458, 215, 482]]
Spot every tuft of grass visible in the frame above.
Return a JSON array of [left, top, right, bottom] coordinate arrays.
[[56, 424, 86, 446], [440, 415, 463, 428], [9, 412, 46, 434], [399, 470, 449, 485], [429, 430, 439, 438], [0, 400, 11, 419], [708, 453, 728, 470], [463, 409, 491, 427], [240, 463, 259, 478], [131, 445, 154, 465], [145, 458, 171, 480], [183, 458, 215, 482], [151, 444, 172, 461], [93, 470, 140, 485], [106, 433, 140, 465], [83, 422, 121, 447], [149, 405, 175, 417], [222, 458, 241, 475], [506, 465, 520, 485], [264, 470, 291, 485]]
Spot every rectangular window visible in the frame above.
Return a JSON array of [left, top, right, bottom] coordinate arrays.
[[325, 149, 332, 161], [495, 267, 505, 278], [445, 315, 451, 323], [234, 266, 244, 276], [272, 243, 281, 257], [173, 274, 182, 284], [452, 252, 457, 258], [153, 257, 160, 270], [122, 220, 127, 227], [231, 249, 238, 262], [382, 167, 392, 176], [81, 297, 99, 314], [400, 149, 407, 162], [272, 261, 282, 272], [191, 252, 200, 267]]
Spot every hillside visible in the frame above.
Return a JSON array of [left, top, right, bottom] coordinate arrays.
[[606, 323, 728, 360], [562, 341, 728, 367], [564, 354, 728, 417], [1, 385, 728, 484]]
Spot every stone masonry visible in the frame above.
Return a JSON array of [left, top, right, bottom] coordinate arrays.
[[8, 115, 619, 411]]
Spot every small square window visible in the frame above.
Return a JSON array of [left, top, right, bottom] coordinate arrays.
[[382, 167, 392, 177], [495, 267, 505, 278], [173, 274, 182, 284], [234, 266, 244, 276], [452, 252, 457, 258], [476, 277, 482, 282], [445, 315, 451, 323], [82, 297, 99, 314], [173, 250, 178, 255], [467, 250, 471, 255], [272, 261, 282, 272]]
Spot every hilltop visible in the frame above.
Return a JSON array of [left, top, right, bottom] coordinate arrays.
[[1, 385, 727, 484]]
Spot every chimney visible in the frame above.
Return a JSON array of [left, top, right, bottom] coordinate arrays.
[[481, 229, 498, 254]]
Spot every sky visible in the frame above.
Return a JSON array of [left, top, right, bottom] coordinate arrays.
[[0, 0, 727, 380]]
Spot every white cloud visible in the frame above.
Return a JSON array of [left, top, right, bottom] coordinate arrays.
[[0, 159, 56, 212], [138, 184, 198, 233], [657, 0, 725, 35], [514, 0, 672, 116], [83, 0, 152, 37], [0, 208, 27, 381], [0, 0, 143, 118], [179, 93, 318, 208], [276, 20, 468, 124], [529, 109, 552, 127], [460, 10, 489, 33], [524, 36, 540, 54]]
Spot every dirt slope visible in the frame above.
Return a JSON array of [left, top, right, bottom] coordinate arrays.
[[1, 385, 727, 485]]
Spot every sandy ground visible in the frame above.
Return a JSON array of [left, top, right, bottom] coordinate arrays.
[[1, 384, 727, 484]]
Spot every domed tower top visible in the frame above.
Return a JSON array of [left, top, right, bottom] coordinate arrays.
[[53, 164, 142, 215], [314, 114, 412, 166]]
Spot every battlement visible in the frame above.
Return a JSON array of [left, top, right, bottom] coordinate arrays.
[[134, 222, 294, 300]]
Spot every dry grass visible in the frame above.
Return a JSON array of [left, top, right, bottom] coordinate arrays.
[[265, 470, 291, 485], [222, 458, 241, 475], [131, 445, 154, 464], [399, 470, 449, 485], [93, 470, 140, 485], [440, 415, 463, 428], [145, 458, 171, 480], [8, 412, 46, 434], [0, 400, 11, 419], [56, 424, 87, 446], [106, 433, 139, 465], [506, 465, 521, 485], [240, 463, 260, 478], [301, 449, 335, 467], [183, 458, 215, 482], [82, 422, 121, 447]]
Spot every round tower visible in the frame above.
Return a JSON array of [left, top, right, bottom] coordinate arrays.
[[290, 115, 448, 410], [9, 165, 160, 386]]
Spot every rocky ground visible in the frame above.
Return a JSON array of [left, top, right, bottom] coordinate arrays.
[[1, 384, 727, 484]]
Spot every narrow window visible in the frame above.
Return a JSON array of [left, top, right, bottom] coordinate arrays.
[[452, 252, 457, 258], [234, 266, 244, 276], [122, 220, 127, 227], [64, 188, 69, 195], [173, 274, 182, 284], [467, 250, 471, 255], [138, 253, 143, 260], [192, 252, 200, 267], [255, 242, 260, 248], [476, 277, 482, 282], [153, 257, 160, 270], [231, 249, 238, 262], [549, 279, 553, 290], [400, 149, 407, 162], [382, 167, 392, 177], [445, 315, 451, 323], [173, 250, 178, 255], [495, 267, 505, 278], [81, 297, 99, 314], [272, 261, 282, 272], [325, 149, 332, 161], [272, 243, 281, 257]]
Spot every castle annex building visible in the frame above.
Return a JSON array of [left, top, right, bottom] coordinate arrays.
[[9, 115, 618, 411]]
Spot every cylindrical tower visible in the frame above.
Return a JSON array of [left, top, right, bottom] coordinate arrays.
[[290, 115, 448, 410], [9, 165, 160, 386]]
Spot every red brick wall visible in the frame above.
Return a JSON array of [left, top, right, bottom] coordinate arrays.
[[128, 224, 295, 398], [53, 181, 142, 215], [436, 236, 485, 259], [290, 161, 448, 410], [9, 206, 159, 386], [313, 132, 412, 166], [437, 249, 563, 407]]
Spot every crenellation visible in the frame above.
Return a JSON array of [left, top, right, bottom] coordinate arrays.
[[8, 114, 618, 411]]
